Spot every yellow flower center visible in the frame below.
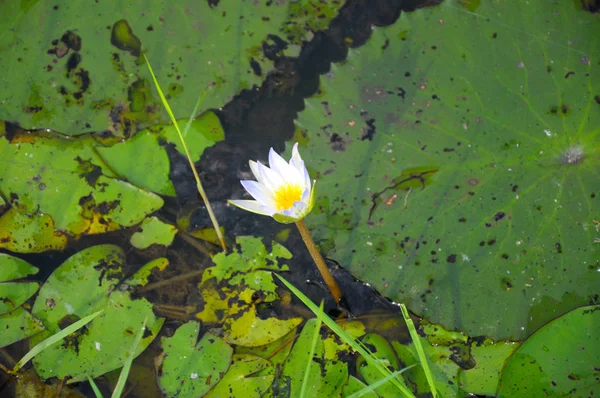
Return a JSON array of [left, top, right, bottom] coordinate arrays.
[[273, 184, 303, 211]]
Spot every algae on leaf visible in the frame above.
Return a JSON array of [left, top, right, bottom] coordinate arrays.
[[295, 0, 600, 339], [197, 236, 302, 347]]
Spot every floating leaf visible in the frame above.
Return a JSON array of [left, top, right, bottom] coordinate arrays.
[[0, 254, 44, 347], [295, 0, 600, 339], [157, 322, 233, 397], [197, 236, 301, 347], [0, 131, 163, 252], [281, 318, 349, 396], [498, 305, 600, 397], [393, 319, 520, 397], [459, 338, 519, 396], [0, 307, 45, 348], [357, 334, 402, 397], [130, 216, 177, 249], [205, 354, 274, 398], [31, 245, 164, 382], [0, 253, 40, 315], [0, 0, 326, 135], [342, 376, 379, 398], [0, 208, 68, 253], [96, 111, 224, 196], [0, 253, 39, 282]]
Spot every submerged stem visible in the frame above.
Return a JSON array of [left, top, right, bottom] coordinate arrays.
[[295, 220, 343, 304]]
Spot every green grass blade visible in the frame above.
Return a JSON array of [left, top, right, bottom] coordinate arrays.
[[346, 365, 417, 398], [143, 53, 227, 251], [400, 303, 438, 398], [111, 316, 148, 398], [88, 376, 104, 398], [182, 88, 208, 139], [13, 310, 103, 372], [299, 301, 324, 398], [275, 274, 415, 398]]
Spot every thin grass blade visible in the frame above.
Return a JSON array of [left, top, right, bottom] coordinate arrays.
[[143, 53, 226, 251], [400, 303, 438, 397], [88, 376, 104, 398], [299, 301, 324, 398], [13, 310, 103, 372], [346, 365, 417, 398], [111, 316, 148, 398], [275, 274, 415, 397], [182, 88, 208, 139]]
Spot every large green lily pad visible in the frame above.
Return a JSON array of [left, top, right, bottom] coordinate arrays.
[[295, 0, 600, 339], [0, 0, 338, 135], [498, 305, 600, 397], [31, 244, 164, 382], [0, 130, 163, 252]]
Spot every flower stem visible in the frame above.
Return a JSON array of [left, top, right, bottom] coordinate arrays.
[[295, 220, 343, 304]]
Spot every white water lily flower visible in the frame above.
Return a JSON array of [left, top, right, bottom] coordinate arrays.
[[229, 143, 316, 224]]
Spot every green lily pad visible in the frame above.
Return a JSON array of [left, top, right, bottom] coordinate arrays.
[[342, 375, 379, 398], [96, 111, 224, 196], [130, 216, 177, 249], [235, 328, 296, 370], [0, 253, 39, 315], [295, 0, 600, 339], [0, 208, 68, 253], [157, 321, 233, 397], [205, 354, 274, 398], [282, 0, 344, 47], [0, 254, 44, 347], [0, 130, 163, 253], [281, 318, 349, 396], [393, 319, 520, 397], [0, 0, 318, 135], [31, 244, 164, 382], [459, 338, 519, 396], [357, 333, 403, 397], [0, 253, 39, 282], [498, 305, 600, 397], [0, 307, 45, 348]]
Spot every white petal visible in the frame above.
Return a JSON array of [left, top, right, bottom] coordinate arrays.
[[270, 148, 303, 187], [290, 143, 303, 171], [229, 200, 274, 216], [268, 147, 292, 177], [249, 160, 261, 181], [257, 161, 284, 191], [301, 186, 310, 203], [240, 180, 277, 210]]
